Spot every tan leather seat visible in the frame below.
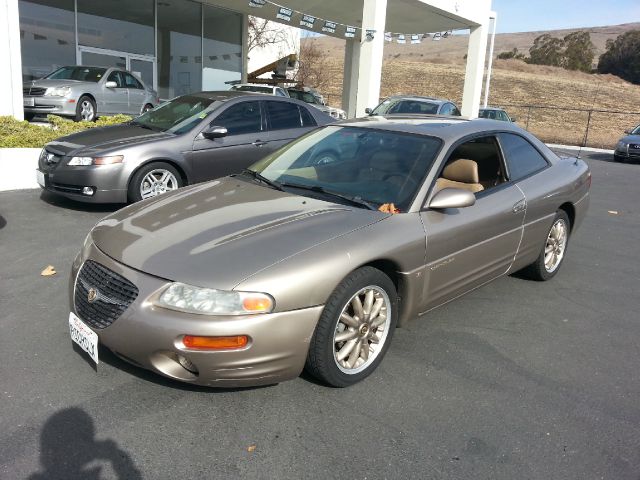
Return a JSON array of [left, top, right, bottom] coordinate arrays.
[[435, 159, 484, 193]]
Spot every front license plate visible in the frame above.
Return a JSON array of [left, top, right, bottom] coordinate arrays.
[[69, 312, 99, 364], [36, 170, 46, 187], [23, 97, 35, 107]]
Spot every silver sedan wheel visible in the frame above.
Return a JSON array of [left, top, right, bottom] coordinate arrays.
[[333, 286, 391, 374], [80, 100, 95, 121], [544, 218, 568, 273], [139, 169, 179, 199]]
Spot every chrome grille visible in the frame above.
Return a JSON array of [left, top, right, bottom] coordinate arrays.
[[23, 87, 46, 96], [74, 260, 138, 329]]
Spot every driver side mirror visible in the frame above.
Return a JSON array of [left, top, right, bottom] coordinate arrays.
[[510, 116, 517, 122], [201, 126, 227, 140], [624, 129, 631, 134], [428, 188, 476, 210], [105, 81, 117, 89], [365, 107, 372, 115]]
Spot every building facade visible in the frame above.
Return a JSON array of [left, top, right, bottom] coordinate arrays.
[[18, 0, 246, 99]]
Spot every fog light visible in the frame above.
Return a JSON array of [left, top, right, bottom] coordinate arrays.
[[82, 186, 95, 196], [176, 354, 198, 374], [182, 335, 248, 350]]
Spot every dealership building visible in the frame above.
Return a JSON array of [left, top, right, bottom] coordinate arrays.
[[1, 0, 493, 120]]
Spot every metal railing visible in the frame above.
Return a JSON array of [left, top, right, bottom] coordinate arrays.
[[500, 104, 640, 149]]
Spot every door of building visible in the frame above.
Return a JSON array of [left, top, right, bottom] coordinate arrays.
[[78, 46, 156, 91]]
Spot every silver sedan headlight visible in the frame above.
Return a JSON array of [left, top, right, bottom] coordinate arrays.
[[44, 86, 71, 97], [155, 282, 274, 316]]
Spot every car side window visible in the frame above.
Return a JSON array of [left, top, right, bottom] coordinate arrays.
[[299, 106, 317, 127], [106, 71, 125, 88], [123, 72, 143, 89], [266, 101, 303, 130], [213, 101, 262, 136], [498, 133, 549, 181], [275, 88, 287, 97], [451, 105, 461, 116]]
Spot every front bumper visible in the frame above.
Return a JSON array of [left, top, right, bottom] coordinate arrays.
[[37, 165, 128, 203], [614, 147, 640, 162], [24, 96, 77, 117], [68, 240, 322, 387]]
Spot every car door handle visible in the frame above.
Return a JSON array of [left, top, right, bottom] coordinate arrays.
[[252, 140, 267, 147], [512, 199, 526, 213]]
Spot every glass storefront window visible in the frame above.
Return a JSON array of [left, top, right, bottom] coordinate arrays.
[[77, 0, 154, 55], [157, 0, 202, 99], [19, 0, 75, 81], [203, 5, 242, 90]]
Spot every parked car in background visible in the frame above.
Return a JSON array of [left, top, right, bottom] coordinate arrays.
[[230, 83, 289, 97], [23, 66, 159, 122], [479, 107, 515, 122], [287, 88, 346, 120], [613, 124, 640, 163], [366, 96, 461, 116], [68, 116, 590, 388], [36, 92, 334, 203]]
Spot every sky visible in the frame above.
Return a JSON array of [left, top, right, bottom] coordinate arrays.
[[491, 0, 640, 33]]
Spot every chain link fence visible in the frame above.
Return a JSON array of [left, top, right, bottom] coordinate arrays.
[[500, 105, 640, 149]]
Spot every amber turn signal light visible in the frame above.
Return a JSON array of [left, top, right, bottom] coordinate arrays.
[[182, 335, 248, 350]]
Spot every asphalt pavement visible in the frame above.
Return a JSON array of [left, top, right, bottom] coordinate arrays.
[[1, 150, 639, 479]]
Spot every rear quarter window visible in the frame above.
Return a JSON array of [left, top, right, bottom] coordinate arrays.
[[498, 133, 549, 181]]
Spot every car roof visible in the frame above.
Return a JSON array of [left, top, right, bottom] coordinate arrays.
[[232, 83, 277, 88], [479, 107, 506, 111], [189, 91, 260, 101], [334, 115, 521, 139], [384, 95, 452, 105]]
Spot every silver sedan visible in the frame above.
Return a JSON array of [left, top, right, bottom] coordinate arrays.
[[23, 66, 159, 122]]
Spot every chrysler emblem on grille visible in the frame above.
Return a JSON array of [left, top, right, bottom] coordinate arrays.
[[87, 288, 98, 303]]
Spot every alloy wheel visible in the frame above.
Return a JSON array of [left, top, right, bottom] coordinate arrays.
[[333, 286, 391, 374], [140, 169, 179, 199], [80, 100, 95, 121], [544, 218, 568, 273]]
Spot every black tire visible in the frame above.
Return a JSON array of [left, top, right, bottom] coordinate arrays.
[[24, 112, 36, 122], [305, 266, 398, 387], [520, 210, 571, 281], [128, 162, 183, 203], [75, 95, 96, 122], [613, 154, 624, 163]]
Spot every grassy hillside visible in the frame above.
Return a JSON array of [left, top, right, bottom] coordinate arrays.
[[304, 23, 640, 148]]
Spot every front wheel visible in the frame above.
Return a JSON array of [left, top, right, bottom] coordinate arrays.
[[128, 162, 183, 203], [520, 210, 571, 281], [305, 267, 398, 387], [75, 95, 96, 122]]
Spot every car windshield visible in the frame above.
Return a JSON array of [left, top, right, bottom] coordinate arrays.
[[288, 90, 319, 104], [371, 99, 439, 115], [631, 125, 640, 135], [231, 85, 272, 94], [44, 66, 107, 82], [132, 95, 215, 134], [250, 126, 442, 212]]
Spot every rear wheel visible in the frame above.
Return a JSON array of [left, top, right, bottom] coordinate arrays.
[[24, 113, 36, 122], [75, 95, 96, 122], [305, 267, 398, 387], [521, 210, 570, 281], [128, 162, 182, 203]]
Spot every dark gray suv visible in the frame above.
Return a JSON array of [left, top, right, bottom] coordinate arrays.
[[36, 92, 334, 203]]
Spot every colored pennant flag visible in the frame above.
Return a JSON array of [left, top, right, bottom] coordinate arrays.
[[248, 0, 265, 7], [276, 7, 292, 22], [410, 34, 420, 44], [344, 26, 357, 38], [300, 14, 315, 29], [396, 34, 406, 44], [322, 21, 336, 34], [384, 32, 392, 42]]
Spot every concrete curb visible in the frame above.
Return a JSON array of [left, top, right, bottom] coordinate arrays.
[[547, 144, 614, 154], [0, 148, 41, 191]]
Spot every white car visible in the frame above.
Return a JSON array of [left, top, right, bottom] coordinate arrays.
[[229, 83, 289, 97]]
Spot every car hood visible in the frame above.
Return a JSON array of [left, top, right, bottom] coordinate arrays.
[[24, 79, 96, 88], [91, 177, 388, 290], [620, 134, 640, 144], [45, 124, 173, 157]]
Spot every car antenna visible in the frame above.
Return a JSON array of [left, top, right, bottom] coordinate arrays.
[[577, 80, 601, 164]]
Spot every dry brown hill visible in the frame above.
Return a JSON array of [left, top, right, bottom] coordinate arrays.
[[302, 23, 640, 148]]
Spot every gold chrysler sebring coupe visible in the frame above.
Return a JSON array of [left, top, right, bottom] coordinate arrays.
[[69, 116, 591, 388]]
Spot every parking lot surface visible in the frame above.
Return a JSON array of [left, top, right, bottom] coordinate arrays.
[[1, 151, 639, 479]]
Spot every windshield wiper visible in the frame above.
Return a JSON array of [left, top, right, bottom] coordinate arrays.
[[242, 169, 284, 191], [279, 183, 377, 211]]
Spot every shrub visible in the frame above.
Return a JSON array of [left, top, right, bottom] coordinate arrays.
[[0, 114, 132, 148]]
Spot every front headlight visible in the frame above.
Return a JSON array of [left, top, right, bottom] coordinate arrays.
[[44, 86, 71, 97], [68, 155, 124, 166], [155, 282, 274, 316]]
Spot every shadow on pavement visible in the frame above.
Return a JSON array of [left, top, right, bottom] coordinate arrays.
[[39, 190, 122, 213], [28, 407, 142, 480]]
